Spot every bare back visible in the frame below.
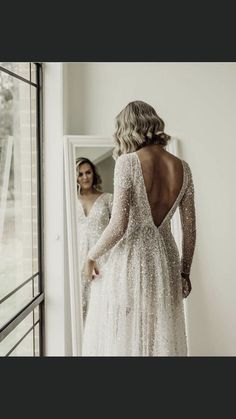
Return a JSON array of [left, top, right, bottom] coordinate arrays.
[[136, 145, 184, 228], [88, 145, 196, 278]]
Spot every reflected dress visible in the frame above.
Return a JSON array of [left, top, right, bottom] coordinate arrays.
[[77, 192, 113, 322], [83, 152, 197, 356]]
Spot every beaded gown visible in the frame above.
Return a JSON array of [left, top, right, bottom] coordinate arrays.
[[77, 192, 113, 321], [82, 152, 197, 356]]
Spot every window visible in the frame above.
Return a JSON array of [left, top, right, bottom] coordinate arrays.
[[0, 63, 44, 356]]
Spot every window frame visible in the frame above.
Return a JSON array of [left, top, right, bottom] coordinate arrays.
[[0, 63, 45, 356]]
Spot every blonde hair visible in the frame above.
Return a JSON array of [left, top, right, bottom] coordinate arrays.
[[113, 100, 171, 160], [76, 157, 102, 192]]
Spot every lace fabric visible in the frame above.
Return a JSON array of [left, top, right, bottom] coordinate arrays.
[[179, 163, 197, 274], [77, 192, 113, 320], [88, 155, 132, 262]]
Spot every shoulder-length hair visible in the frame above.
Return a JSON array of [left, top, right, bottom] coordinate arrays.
[[113, 100, 171, 160], [76, 157, 102, 191]]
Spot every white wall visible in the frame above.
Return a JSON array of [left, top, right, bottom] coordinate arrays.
[[64, 62, 236, 356], [44, 63, 68, 355]]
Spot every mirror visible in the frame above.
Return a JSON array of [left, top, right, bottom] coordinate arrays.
[[64, 135, 183, 355], [64, 135, 114, 355]]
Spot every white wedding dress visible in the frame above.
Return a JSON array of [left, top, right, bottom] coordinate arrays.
[[82, 152, 196, 356], [77, 192, 113, 321]]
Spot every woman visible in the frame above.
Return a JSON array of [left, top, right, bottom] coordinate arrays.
[[76, 157, 113, 322], [83, 101, 197, 356]]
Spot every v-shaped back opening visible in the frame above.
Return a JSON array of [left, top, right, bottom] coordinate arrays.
[[134, 152, 186, 230]]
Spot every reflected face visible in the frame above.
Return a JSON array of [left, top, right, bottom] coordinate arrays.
[[77, 163, 94, 191]]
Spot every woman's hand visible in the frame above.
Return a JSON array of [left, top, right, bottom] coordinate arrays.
[[181, 273, 192, 298], [84, 258, 100, 282]]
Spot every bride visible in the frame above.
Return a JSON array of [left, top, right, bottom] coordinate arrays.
[[76, 157, 113, 322], [83, 101, 197, 356]]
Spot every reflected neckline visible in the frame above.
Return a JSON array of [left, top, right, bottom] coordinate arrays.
[[78, 192, 106, 218]]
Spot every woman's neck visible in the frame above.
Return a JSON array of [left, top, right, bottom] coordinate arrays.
[[79, 187, 99, 196]]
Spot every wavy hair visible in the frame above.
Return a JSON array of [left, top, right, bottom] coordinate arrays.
[[113, 100, 171, 160], [76, 157, 102, 192]]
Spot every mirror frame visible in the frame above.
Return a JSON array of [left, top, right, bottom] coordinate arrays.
[[64, 135, 114, 355]]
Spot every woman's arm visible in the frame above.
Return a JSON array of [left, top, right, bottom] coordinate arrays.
[[88, 155, 132, 261], [179, 162, 197, 275]]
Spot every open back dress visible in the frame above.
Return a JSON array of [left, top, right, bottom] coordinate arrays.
[[82, 151, 197, 356]]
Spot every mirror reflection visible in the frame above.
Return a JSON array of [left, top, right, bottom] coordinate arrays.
[[75, 149, 114, 324]]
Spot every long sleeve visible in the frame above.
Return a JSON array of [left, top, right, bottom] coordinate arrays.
[[107, 193, 113, 219], [88, 155, 132, 261], [179, 162, 197, 274]]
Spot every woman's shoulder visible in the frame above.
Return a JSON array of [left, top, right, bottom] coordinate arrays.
[[181, 159, 192, 174], [115, 153, 135, 172], [101, 192, 113, 209], [180, 160, 195, 189], [101, 192, 113, 199], [116, 152, 135, 162]]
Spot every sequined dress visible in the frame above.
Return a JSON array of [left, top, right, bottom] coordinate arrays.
[[82, 152, 196, 356], [77, 192, 113, 321]]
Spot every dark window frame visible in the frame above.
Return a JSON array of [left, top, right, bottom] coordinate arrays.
[[0, 63, 45, 356]]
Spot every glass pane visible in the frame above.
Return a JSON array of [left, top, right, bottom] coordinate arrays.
[[30, 63, 37, 84], [0, 69, 39, 319], [0, 62, 30, 82], [7, 318, 40, 357], [34, 305, 39, 323], [30, 84, 39, 274], [0, 312, 33, 356], [33, 273, 40, 296], [9, 330, 34, 356], [0, 276, 39, 328]]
